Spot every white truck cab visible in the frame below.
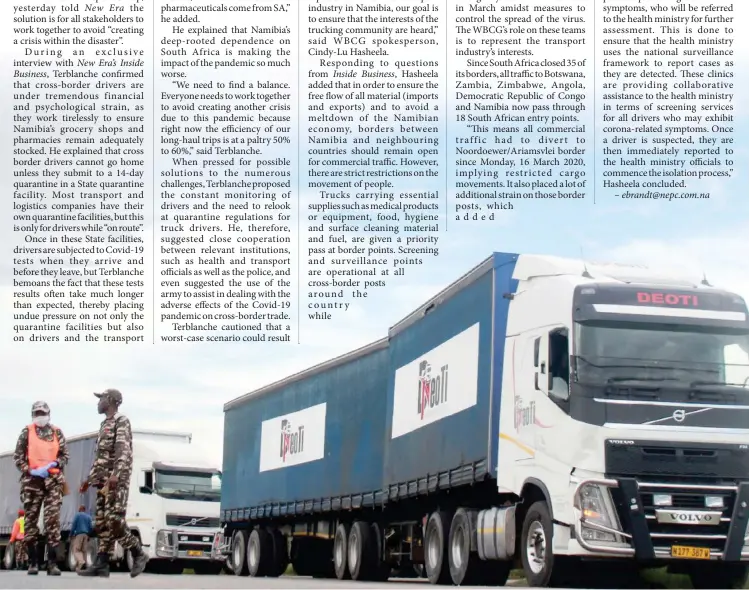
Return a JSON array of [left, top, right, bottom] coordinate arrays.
[[98, 431, 225, 575], [497, 255, 749, 587]]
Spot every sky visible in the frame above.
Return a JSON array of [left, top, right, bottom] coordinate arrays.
[[1, 0, 747, 464]]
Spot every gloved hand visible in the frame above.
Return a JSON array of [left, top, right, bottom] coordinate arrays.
[[45, 461, 58, 470], [30, 467, 49, 478]]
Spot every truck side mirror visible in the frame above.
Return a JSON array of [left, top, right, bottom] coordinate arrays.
[[138, 470, 154, 494]]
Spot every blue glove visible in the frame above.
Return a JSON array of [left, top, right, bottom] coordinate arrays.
[[30, 467, 47, 478], [46, 461, 58, 470]]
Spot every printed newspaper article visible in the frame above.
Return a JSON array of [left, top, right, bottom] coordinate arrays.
[[1, 0, 747, 586]]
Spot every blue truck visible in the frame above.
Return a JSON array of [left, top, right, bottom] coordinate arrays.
[[219, 252, 749, 588]]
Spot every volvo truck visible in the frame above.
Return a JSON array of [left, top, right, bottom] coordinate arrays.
[[217, 252, 749, 588], [1, 429, 225, 575]]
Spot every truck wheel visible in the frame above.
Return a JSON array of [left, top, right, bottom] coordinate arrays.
[[268, 528, 289, 577], [231, 531, 249, 576], [348, 521, 374, 581], [520, 501, 555, 587], [66, 542, 78, 572], [369, 523, 390, 581], [290, 537, 310, 576], [690, 563, 749, 589], [333, 523, 351, 580], [424, 510, 452, 585], [448, 508, 485, 585], [247, 528, 273, 577], [3, 544, 14, 570]]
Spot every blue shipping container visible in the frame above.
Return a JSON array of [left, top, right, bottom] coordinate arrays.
[[383, 253, 518, 489], [221, 341, 390, 518]]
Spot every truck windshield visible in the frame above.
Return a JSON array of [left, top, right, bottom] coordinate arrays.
[[573, 322, 749, 387], [154, 469, 221, 502]]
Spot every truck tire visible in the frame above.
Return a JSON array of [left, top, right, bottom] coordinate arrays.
[[520, 501, 556, 587], [268, 528, 289, 577], [369, 523, 390, 581], [86, 538, 98, 568], [333, 523, 352, 580], [424, 510, 452, 585], [448, 508, 484, 585], [231, 531, 249, 576], [690, 563, 749, 589], [247, 528, 273, 577], [66, 542, 78, 572], [290, 537, 311, 576], [348, 521, 374, 581], [3, 543, 14, 570]]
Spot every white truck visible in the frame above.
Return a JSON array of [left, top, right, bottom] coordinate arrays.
[[1, 429, 225, 575]]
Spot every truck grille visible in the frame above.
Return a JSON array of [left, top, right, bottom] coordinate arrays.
[[166, 515, 220, 528], [609, 480, 738, 556], [638, 482, 735, 553]]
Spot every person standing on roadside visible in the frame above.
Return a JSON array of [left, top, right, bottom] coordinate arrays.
[[78, 389, 147, 578], [70, 505, 93, 572], [13, 401, 69, 576], [10, 510, 27, 570]]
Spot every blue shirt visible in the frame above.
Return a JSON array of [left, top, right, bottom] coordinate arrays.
[[71, 512, 93, 536]]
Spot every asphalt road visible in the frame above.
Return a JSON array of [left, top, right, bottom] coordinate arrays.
[[0, 571, 528, 589]]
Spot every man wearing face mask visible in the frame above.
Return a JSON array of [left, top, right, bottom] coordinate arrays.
[[13, 401, 70, 576], [78, 389, 147, 578]]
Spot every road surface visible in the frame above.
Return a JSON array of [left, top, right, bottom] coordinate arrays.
[[0, 572, 528, 589]]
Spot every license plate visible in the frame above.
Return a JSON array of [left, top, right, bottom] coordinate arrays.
[[187, 550, 203, 557], [671, 545, 710, 560]]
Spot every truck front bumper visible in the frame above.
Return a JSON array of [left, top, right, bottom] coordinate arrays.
[[154, 529, 225, 561], [573, 477, 749, 561]]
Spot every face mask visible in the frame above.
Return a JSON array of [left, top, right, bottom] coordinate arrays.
[[33, 416, 49, 427]]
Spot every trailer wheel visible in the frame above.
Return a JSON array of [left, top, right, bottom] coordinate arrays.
[[85, 537, 98, 568], [231, 531, 249, 576], [267, 528, 289, 577], [247, 528, 273, 577], [424, 510, 452, 585], [66, 542, 78, 572], [448, 508, 484, 585], [520, 501, 555, 587], [290, 537, 311, 576], [369, 523, 390, 581], [348, 521, 374, 581], [333, 523, 352, 580], [3, 543, 15, 570]]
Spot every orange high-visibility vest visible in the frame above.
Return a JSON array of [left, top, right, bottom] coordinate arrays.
[[27, 424, 59, 470]]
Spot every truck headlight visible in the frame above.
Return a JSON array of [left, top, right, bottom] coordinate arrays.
[[156, 530, 172, 549], [576, 483, 623, 543]]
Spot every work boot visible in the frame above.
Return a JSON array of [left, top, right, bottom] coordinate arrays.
[[46, 545, 61, 576], [77, 552, 109, 577], [129, 545, 147, 578], [27, 544, 38, 576]]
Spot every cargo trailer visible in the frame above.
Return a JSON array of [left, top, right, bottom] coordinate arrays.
[[219, 252, 749, 589]]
